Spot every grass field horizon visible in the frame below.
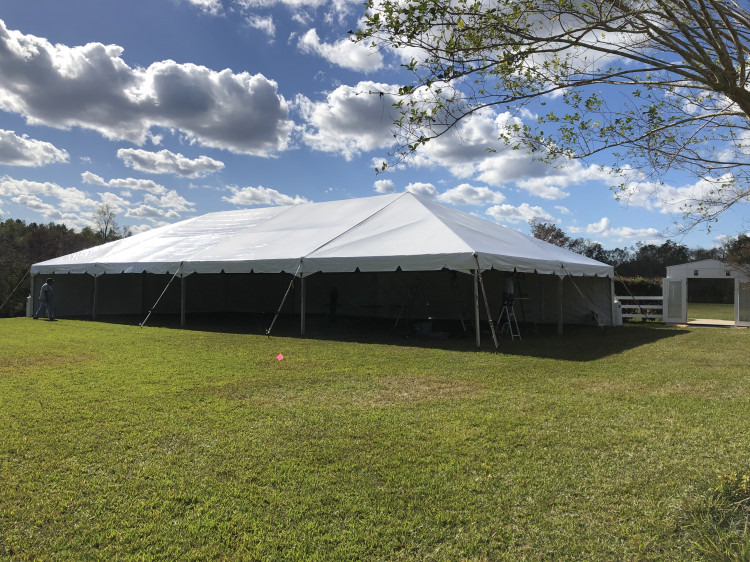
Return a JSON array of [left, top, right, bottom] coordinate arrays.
[[1, 317, 749, 559]]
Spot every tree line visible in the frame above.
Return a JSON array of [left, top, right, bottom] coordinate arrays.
[[0, 205, 127, 317], [529, 219, 750, 279]]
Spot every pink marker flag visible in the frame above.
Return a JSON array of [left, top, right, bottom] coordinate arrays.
[[276, 353, 284, 361]]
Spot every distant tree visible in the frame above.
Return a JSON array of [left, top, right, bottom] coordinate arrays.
[[617, 240, 691, 277], [689, 246, 723, 262], [529, 219, 575, 248], [0, 218, 117, 317], [93, 204, 122, 242], [721, 233, 750, 276]]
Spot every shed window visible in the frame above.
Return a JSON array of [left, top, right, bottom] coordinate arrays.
[[694, 269, 699, 276]]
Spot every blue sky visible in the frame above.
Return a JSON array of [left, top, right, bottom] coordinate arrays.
[[0, 0, 746, 250]]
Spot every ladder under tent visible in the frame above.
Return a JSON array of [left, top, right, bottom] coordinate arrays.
[[497, 299, 522, 341]]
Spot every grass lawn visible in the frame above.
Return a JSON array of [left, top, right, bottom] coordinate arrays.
[[687, 302, 735, 322], [1, 316, 749, 560]]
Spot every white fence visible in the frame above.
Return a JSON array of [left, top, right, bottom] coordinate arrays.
[[616, 295, 663, 320]]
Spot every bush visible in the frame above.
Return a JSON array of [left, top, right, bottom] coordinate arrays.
[[614, 277, 662, 297]]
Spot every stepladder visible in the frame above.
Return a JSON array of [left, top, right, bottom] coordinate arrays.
[[497, 300, 521, 341]]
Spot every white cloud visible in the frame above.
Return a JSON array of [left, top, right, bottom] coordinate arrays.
[[486, 203, 554, 225], [0, 177, 98, 213], [619, 173, 743, 217], [144, 190, 195, 213], [126, 204, 181, 220], [183, 0, 223, 15], [405, 182, 438, 198], [297, 29, 383, 71], [81, 172, 167, 195], [295, 81, 399, 159], [117, 148, 224, 177], [399, 103, 619, 201], [0, 129, 69, 167], [374, 179, 394, 193], [0, 176, 102, 229], [222, 185, 309, 206], [437, 184, 505, 206], [0, 173, 196, 228], [570, 217, 661, 241], [0, 20, 294, 156], [246, 14, 276, 37]]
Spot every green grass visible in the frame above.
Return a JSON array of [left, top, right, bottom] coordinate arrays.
[[1, 317, 749, 560], [687, 302, 735, 322]]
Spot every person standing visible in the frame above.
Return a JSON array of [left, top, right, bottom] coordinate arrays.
[[502, 272, 517, 305], [34, 278, 55, 320]]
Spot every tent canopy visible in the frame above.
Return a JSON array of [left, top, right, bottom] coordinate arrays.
[[30, 192, 613, 278]]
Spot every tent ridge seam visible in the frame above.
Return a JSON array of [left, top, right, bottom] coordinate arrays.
[[301, 192, 406, 262]]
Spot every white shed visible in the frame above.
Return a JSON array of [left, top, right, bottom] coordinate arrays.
[[663, 259, 750, 326]]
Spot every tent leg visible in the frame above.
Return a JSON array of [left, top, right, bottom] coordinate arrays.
[[92, 275, 98, 320], [180, 274, 186, 328], [300, 276, 306, 336], [558, 277, 564, 335], [474, 269, 481, 348], [29, 274, 36, 317]]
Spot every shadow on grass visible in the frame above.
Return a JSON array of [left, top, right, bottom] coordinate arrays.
[[77, 313, 691, 361]]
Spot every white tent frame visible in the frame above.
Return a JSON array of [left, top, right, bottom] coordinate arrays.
[[30, 193, 616, 346]]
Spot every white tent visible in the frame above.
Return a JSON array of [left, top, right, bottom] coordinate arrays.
[[31, 192, 615, 344]]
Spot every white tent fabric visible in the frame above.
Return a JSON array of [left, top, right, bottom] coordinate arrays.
[[31, 192, 613, 278]]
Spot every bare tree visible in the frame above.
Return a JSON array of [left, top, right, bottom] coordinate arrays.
[[356, 0, 750, 229], [93, 204, 121, 242]]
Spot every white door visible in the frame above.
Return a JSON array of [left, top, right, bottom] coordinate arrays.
[[663, 277, 686, 323], [735, 279, 750, 327]]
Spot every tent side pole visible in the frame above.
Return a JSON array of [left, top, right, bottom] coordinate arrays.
[[558, 276, 564, 335], [474, 269, 481, 348], [300, 276, 306, 336], [30, 274, 36, 316], [92, 275, 98, 320], [180, 274, 186, 328], [610, 276, 616, 327]]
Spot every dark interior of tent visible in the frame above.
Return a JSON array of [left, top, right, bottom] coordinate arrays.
[[30, 268, 614, 339]]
